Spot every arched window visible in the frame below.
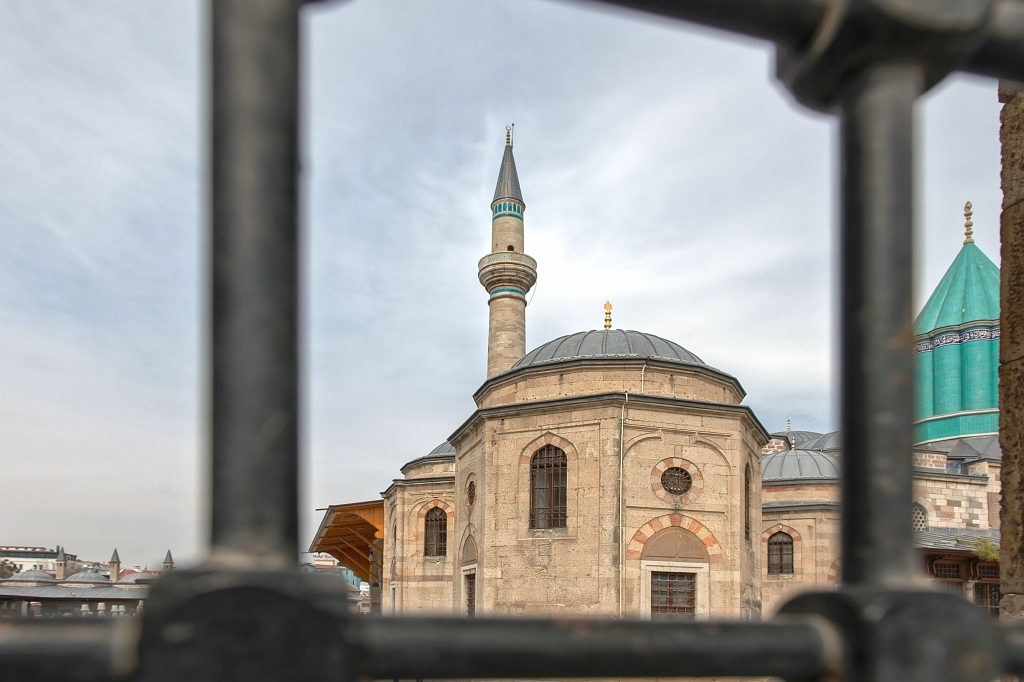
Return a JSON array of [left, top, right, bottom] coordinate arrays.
[[767, 532, 794, 575], [743, 464, 752, 540], [424, 507, 447, 556], [912, 503, 928, 531], [530, 445, 567, 528]]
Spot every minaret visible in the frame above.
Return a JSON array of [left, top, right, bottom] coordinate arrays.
[[163, 550, 174, 572], [109, 549, 121, 582], [478, 126, 537, 378], [55, 546, 66, 580]]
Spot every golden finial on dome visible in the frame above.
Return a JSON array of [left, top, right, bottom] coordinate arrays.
[[964, 201, 974, 244], [604, 301, 613, 330]]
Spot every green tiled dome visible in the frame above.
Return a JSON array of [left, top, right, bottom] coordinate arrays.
[[914, 237, 1000, 444]]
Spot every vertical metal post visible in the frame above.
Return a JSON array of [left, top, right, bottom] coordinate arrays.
[[838, 62, 925, 587], [209, 0, 304, 566]]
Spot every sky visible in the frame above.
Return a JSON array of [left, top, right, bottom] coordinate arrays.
[[0, 0, 1003, 568]]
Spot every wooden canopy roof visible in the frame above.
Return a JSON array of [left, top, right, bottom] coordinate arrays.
[[309, 500, 384, 583]]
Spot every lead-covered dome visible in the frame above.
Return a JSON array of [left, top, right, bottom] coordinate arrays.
[[762, 449, 841, 481], [512, 330, 708, 371]]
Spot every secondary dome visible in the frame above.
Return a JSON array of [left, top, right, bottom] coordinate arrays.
[[762, 449, 841, 481], [64, 570, 109, 583], [511, 330, 708, 371]]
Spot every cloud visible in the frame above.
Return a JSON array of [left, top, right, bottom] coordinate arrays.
[[0, 0, 1002, 563]]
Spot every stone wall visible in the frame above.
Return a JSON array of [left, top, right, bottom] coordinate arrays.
[[478, 364, 743, 409], [450, 380, 766, 620], [1000, 80, 1024, 613], [912, 468, 1000, 530]]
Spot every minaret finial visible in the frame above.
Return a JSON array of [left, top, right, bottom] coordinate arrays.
[[506, 124, 514, 147], [604, 301, 613, 330], [963, 201, 974, 244]]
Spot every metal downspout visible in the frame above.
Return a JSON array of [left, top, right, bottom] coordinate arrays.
[[619, 391, 629, 618]]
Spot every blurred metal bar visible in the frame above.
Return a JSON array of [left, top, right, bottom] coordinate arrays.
[[965, 0, 1024, 82], [837, 62, 923, 587], [1000, 623, 1024, 674], [595, 0, 826, 50], [352, 616, 839, 680], [0, 620, 138, 682], [209, 0, 304, 566]]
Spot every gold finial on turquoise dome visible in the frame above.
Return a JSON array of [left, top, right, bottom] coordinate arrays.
[[964, 201, 974, 244], [604, 301, 613, 330]]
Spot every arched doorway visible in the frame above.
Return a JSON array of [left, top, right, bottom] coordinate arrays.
[[640, 526, 710, 620]]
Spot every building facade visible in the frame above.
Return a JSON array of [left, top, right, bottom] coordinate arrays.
[[313, 141, 1003, 620]]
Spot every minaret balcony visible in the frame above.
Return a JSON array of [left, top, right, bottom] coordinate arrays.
[[478, 251, 538, 298]]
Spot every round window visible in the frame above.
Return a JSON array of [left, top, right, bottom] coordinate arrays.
[[467, 480, 476, 506], [661, 467, 693, 495]]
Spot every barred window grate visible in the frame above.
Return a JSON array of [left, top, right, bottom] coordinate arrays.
[[651, 571, 696, 619], [465, 573, 476, 617], [424, 507, 447, 556], [767, 532, 794, 575], [530, 446, 567, 528]]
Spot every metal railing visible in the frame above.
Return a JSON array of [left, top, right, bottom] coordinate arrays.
[[4, 0, 1024, 681]]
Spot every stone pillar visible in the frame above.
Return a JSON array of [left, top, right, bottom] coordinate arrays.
[[999, 80, 1024, 620]]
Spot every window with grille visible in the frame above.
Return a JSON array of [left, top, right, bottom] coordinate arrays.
[[651, 571, 696, 619], [912, 503, 928, 531], [661, 467, 692, 495], [530, 446, 567, 528], [465, 572, 476, 617], [975, 582, 1000, 617], [767, 532, 794, 575], [467, 480, 476, 506], [934, 562, 962, 580], [743, 464, 751, 540], [978, 564, 999, 580], [424, 507, 447, 556]]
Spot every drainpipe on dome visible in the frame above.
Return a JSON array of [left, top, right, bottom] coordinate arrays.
[[618, 391, 629, 619]]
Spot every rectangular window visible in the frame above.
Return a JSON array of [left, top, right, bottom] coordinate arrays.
[[978, 564, 1000, 580], [465, 573, 476, 617], [650, 571, 696, 619], [767, 537, 794, 575], [975, 582, 1000, 617], [934, 562, 962, 580]]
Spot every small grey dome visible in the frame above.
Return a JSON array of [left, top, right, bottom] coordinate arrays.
[[801, 431, 841, 452], [762, 449, 841, 481], [427, 441, 456, 457], [64, 570, 109, 583], [512, 330, 708, 371], [770, 430, 823, 449], [6, 570, 55, 583]]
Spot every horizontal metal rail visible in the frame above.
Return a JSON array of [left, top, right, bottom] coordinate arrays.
[[6, 616, 1024, 680], [352, 616, 840, 680]]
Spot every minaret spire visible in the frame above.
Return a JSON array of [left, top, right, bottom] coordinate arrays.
[[479, 129, 537, 378], [964, 201, 974, 244]]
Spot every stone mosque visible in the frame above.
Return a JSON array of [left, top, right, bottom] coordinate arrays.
[[311, 133, 1005, 619]]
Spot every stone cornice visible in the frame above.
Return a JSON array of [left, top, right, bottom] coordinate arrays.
[[381, 476, 456, 499], [449, 391, 768, 446]]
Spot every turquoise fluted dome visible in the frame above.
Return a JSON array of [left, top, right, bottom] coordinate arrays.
[[914, 236, 1000, 444]]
